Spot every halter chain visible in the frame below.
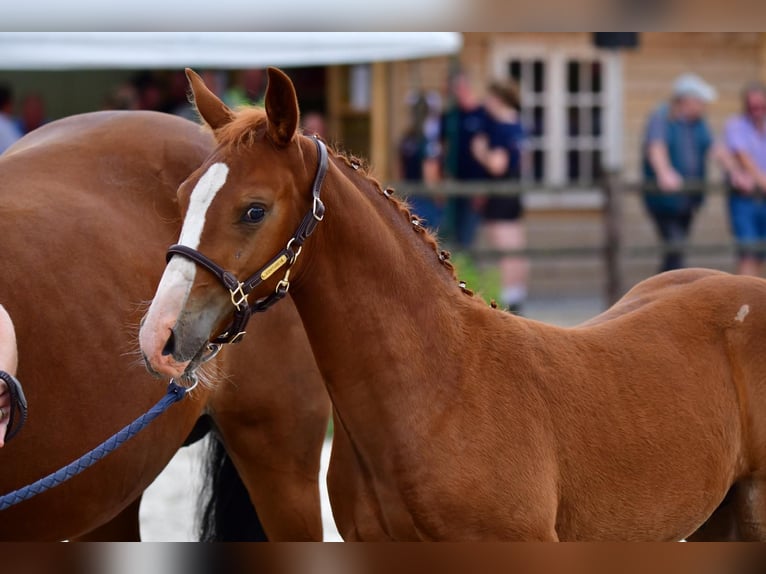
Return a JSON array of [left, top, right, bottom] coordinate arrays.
[[166, 137, 328, 345]]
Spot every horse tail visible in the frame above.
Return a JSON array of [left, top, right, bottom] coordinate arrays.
[[196, 429, 268, 541]]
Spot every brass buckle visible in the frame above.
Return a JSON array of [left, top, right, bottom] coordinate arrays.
[[312, 197, 325, 221], [229, 282, 248, 310], [275, 268, 291, 294]]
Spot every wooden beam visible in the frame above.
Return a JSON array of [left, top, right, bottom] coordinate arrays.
[[326, 65, 343, 145], [761, 33, 766, 83], [370, 61, 390, 179]]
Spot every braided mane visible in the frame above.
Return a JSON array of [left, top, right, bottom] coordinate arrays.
[[327, 148, 459, 283]]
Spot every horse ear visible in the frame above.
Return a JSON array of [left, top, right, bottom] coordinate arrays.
[[265, 67, 300, 147], [185, 68, 234, 131]]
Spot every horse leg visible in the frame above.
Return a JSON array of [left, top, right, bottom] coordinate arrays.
[[731, 477, 766, 541], [327, 417, 392, 541], [71, 496, 142, 541], [211, 410, 328, 541]]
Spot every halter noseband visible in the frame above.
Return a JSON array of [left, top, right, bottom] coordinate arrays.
[[166, 137, 328, 345]]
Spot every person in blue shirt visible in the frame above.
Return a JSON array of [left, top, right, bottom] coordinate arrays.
[[642, 73, 716, 272], [440, 72, 489, 249], [399, 92, 444, 232], [471, 81, 528, 313]]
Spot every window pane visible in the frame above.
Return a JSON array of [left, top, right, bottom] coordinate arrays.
[[580, 150, 592, 183], [592, 150, 603, 181], [591, 106, 602, 137], [591, 61, 602, 93], [533, 60, 545, 93], [533, 149, 545, 182], [532, 105, 545, 137], [567, 106, 580, 137], [567, 60, 580, 94], [568, 150, 580, 181], [509, 60, 522, 83]]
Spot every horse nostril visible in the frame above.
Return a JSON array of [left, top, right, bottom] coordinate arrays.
[[162, 330, 176, 357]]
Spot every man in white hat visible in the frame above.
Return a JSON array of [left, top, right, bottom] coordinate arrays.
[[641, 73, 717, 272]]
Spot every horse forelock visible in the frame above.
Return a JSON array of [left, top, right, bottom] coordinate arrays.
[[207, 107, 269, 149]]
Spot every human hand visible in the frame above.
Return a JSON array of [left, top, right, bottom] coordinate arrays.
[[731, 171, 756, 194], [657, 169, 683, 193], [470, 134, 489, 163]]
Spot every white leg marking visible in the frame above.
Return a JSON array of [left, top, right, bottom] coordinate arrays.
[[736, 304, 750, 323]]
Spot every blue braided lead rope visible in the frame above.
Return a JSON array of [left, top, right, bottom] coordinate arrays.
[[0, 380, 190, 511]]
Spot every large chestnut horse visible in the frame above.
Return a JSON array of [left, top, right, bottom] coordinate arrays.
[[0, 111, 329, 541], [141, 67, 766, 541]]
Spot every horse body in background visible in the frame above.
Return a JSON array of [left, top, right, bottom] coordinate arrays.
[[0, 111, 329, 541], [141, 67, 766, 541]]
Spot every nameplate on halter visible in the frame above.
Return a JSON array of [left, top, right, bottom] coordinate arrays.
[[261, 255, 288, 280]]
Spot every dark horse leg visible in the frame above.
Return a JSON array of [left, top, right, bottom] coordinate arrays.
[[732, 478, 766, 541], [689, 479, 766, 541]]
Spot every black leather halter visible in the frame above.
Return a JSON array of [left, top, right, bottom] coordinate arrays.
[[166, 137, 328, 345]]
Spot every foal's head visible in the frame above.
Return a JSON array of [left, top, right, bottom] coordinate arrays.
[[139, 68, 317, 379]]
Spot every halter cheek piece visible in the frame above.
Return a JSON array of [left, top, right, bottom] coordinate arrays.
[[166, 137, 328, 346]]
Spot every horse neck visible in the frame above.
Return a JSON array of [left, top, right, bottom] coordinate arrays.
[[289, 156, 475, 445]]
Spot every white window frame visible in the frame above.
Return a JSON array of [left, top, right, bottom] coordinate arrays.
[[491, 41, 623, 199]]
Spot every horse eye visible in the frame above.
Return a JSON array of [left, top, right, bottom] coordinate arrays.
[[242, 205, 266, 224]]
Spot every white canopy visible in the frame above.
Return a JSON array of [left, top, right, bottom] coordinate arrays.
[[0, 32, 462, 70]]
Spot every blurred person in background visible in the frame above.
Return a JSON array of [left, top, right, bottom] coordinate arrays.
[[301, 111, 327, 139], [15, 93, 47, 135], [103, 82, 139, 111], [471, 81, 528, 314], [441, 70, 488, 249], [399, 90, 445, 233], [225, 69, 265, 108], [133, 71, 164, 111], [720, 82, 766, 276], [0, 82, 22, 154], [641, 73, 716, 272]]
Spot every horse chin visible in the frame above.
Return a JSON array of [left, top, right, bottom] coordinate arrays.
[[182, 342, 213, 380]]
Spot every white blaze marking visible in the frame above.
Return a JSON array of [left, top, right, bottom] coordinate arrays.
[[179, 162, 230, 249], [161, 162, 230, 299], [736, 304, 750, 323], [141, 162, 229, 352]]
